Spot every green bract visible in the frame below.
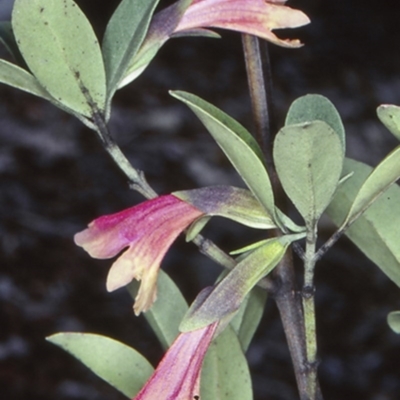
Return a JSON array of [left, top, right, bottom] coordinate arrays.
[[12, 0, 106, 118], [273, 120, 344, 228], [174, 185, 277, 240], [180, 234, 304, 331]]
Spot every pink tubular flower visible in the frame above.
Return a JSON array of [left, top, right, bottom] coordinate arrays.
[[121, 0, 310, 86], [174, 0, 311, 48], [74, 195, 203, 315], [133, 322, 218, 400]]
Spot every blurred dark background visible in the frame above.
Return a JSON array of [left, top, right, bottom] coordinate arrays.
[[1, 0, 400, 399]]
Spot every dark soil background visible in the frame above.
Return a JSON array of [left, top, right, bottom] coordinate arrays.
[[1, 0, 400, 399]]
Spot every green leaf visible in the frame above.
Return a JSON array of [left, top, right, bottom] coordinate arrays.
[[0, 59, 53, 100], [127, 269, 188, 350], [285, 93, 346, 151], [340, 145, 400, 227], [47, 333, 153, 398], [0, 21, 26, 67], [377, 104, 400, 141], [229, 286, 267, 351], [326, 158, 400, 287], [180, 234, 303, 331], [170, 91, 281, 228], [12, 0, 106, 118], [102, 0, 160, 102], [387, 311, 400, 334], [119, 0, 192, 88], [201, 326, 253, 400], [273, 121, 343, 228]]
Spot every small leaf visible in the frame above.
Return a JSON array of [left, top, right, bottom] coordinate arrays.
[[170, 91, 281, 228], [229, 286, 267, 351], [12, 0, 106, 118], [180, 234, 303, 331], [285, 94, 346, 151], [326, 158, 400, 287], [377, 104, 400, 141], [387, 311, 400, 334], [341, 145, 400, 227], [201, 326, 253, 400], [273, 121, 343, 228], [102, 0, 160, 102], [127, 269, 188, 350], [47, 333, 153, 398]]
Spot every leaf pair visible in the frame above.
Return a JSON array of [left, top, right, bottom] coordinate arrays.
[[1, 0, 160, 125], [274, 95, 345, 230]]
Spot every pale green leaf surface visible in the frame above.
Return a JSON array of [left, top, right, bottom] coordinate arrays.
[[273, 121, 343, 228], [377, 104, 400, 141], [170, 91, 280, 227], [0, 59, 53, 99], [201, 326, 252, 400], [180, 234, 304, 331], [102, 0, 160, 100], [387, 311, 400, 334], [12, 0, 106, 117], [326, 158, 400, 287], [341, 145, 400, 227], [285, 93, 345, 151], [127, 269, 188, 350], [0, 59, 96, 129], [47, 333, 153, 398]]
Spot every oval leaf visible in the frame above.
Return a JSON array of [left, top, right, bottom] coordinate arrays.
[[47, 333, 153, 398], [273, 120, 343, 228], [341, 145, 400, 227], [285, 94, 346, 151], [377, 104, 400, 141], [387, 311, 400, 334], [201, 326, 253, 400], [127, 269, 188, 350], [12, 0, 106, 118], [326, 158, 400, 287], [102, 0, 160, 101], [170, 90, 280, 228]]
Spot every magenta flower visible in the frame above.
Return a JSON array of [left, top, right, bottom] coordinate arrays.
[[174, 0, 311, 47], [133, 322, 218, 400], [75, 195, 203, 315], [121, 0, 310, 86], [74, 186, 275, 315]]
